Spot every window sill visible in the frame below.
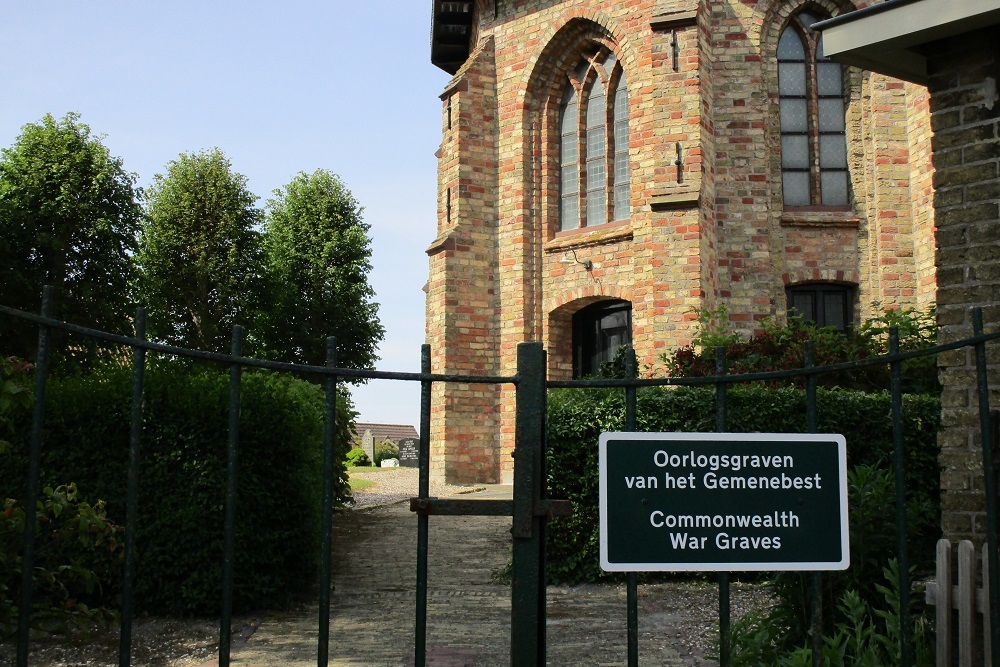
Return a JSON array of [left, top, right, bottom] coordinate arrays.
[[780, 209, 860, 228], [546, 221, 633, 251]]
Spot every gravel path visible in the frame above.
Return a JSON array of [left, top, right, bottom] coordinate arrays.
[[346, 465, 480, 509], [3, 467, 774, 665]]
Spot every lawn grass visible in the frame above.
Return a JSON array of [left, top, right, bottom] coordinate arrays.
[[349, 477, 376, 492], [347, 465, 388, 492]]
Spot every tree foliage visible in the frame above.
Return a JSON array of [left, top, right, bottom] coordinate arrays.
[[261, 169, 383, 369], [136, 148, 263, 353], [0, 112, 142, 365]]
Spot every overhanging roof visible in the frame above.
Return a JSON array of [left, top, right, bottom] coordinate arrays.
[[814, 0, 1000, 84], [431, 1, 474, 74]]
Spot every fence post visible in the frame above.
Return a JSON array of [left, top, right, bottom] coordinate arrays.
[[219, 326, 243, 667], [805, 342, 824, 667], [889, 327, 913, 666], [625, 349, 638, 667], [318, 337, 338, 667], [16, 286, 53, 667], [119, 307, 147, 667], [715, 346, 730, 667], [511, 341, 546, 666], [413, 344, 432, 667]]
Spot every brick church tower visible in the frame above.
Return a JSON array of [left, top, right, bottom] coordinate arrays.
[[425, 0, 936, 484]]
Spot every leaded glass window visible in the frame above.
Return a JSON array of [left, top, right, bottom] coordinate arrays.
[[778, 12, 849, 208], [558, 51, 630, 231]]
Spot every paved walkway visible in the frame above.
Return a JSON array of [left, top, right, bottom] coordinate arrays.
[[227, 485, 713, 666]]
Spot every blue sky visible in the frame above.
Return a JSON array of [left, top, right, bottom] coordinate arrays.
[[0, 3, 452, 428]]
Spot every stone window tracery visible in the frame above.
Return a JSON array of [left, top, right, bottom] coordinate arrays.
[[559, 51, 629, 231]]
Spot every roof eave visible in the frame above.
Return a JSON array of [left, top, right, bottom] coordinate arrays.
[[815, 0, 1000, 85], [431, 1, 475, 75]]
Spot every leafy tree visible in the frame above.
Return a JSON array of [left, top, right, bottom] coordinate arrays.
[[261, 169, 383, 370], [136, 148, 264, 353], [0, 112, 142, 365]]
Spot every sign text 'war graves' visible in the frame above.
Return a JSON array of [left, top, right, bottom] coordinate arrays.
[[599, 433, 849, 572]]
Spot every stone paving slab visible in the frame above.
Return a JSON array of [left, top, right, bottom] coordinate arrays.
[[227, 486, 704, 666]]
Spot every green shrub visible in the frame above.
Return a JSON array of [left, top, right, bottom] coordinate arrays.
[[2, 363, 355, 616], [2, 483, 124, 638], [0, 356, 32, 456], [660, 306, 939, 395], [346, 447, 371, 467], [545, 386, 940, 584], [731, 560, 933, 666], [374, 440, 399, 466]]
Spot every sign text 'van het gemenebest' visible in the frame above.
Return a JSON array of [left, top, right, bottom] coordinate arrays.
[[599, 432, 849, 572]]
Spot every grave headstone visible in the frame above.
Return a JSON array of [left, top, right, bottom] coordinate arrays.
[[398, 438, 420, 468], [361, 430, 375, 466]]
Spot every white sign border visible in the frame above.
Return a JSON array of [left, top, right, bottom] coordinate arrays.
[[598, 431, 850, 572]]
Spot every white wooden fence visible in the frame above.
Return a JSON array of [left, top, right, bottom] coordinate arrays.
[[926, 538, 993, 666]]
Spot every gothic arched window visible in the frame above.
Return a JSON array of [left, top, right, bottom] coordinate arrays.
[[559, 52, 630, 231], [778, 11, 849, 208]]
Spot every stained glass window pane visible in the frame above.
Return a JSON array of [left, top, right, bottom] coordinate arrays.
[[587, 81, 605, 120], [587, 160, 606, 190], [820, 134, 847, 169], [817, 62, 843, 96], [588, 127, 606, 157], [780, 99, 808, 132], [823, 292, 846, 331], [613, 77, 630, 221], [782, 135, 809, 169], [821, 171, 849, 206], [561, 165, 578, 194], [791, 293, 814, 320], [779, 63, 807, 96], [783, 171, 810, 206], [777, 30, 805, 60], [818, 98, 845, 132], [561, 197, 579, 230], [561, 129, 577, 164], [587, 187, 606, 226]]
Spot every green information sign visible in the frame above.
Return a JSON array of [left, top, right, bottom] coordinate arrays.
[[599, 432, 849, 572]]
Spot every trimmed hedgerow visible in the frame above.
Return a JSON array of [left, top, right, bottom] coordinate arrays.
[[3, 363, 354, 616], [545, 385, 941, 585]]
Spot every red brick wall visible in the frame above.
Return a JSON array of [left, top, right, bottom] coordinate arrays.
[[427, 0, 937, 484]]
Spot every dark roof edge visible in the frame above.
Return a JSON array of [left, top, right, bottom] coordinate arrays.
[[812, 0, 925, 31]]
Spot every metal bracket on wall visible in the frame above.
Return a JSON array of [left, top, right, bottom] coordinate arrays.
[[675, 142, 684, 184]]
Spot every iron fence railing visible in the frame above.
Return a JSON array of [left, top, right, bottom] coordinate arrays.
[[550, 309, 1000, 667], [5, 287, 1000, 667]]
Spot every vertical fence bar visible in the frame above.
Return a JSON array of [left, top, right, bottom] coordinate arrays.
[[973, 308, 1000, 664], [119, 308, 147, 667], [318, 337, 338, 667], [805, 343, 823, 667], [889, 327, 912, 667], [219, 326, 243, 667], [414, 344, 432, 667], [16, 286, 53, 667], [715, 346, 730, 667], [511, 341, 545, 665], [625, 349, 639, 667], [536, 347, 549, 667]]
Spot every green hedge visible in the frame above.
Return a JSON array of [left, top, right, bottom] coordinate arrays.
[[546, 385, 941, 584], [2, 363, 353, 616]]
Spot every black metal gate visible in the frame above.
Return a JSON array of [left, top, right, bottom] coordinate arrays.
[[5, 289, 1000, 666]]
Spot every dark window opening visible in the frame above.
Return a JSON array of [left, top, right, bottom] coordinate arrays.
[[787, 283, 854, 332], [573, 299, 632, 378]]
